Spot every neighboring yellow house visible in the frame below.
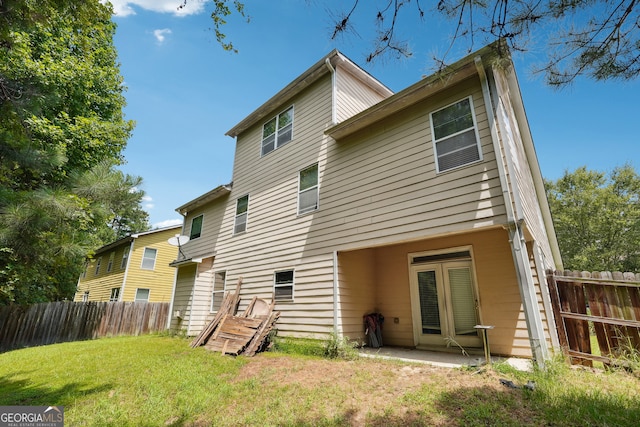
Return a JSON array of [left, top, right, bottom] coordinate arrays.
[[75, 225, 181, 303], [169, 42, 564, 364]]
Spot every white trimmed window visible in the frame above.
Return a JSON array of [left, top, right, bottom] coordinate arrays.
[[109, 287, 120, 302], [211, 271, 226, 312], [190, 214, 203, 240], [274, 270, 294, 302], [94, 257, 102, 276], [121, 246, 130, 269], [430, 96, 482, 172], [106, 252, 114, 273], [135, 288, 150, 302], [82, 291, 89, 302], [262, 106, 293, 156], [141, 248, 157, 270], [298, 164, 319, 215], [234, 195, 249, 234]]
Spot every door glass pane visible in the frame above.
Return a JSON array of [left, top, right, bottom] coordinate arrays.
[[448, 268, 477, 336], [417, 271, 440, 334]]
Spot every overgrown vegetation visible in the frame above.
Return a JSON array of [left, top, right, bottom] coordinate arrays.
[[1, 335, 638, 426]]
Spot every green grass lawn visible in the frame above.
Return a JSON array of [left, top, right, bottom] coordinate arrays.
[[1, 334, 639, 426]]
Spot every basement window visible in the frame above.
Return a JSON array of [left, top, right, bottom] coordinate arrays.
[[274, 270, 294, 302]]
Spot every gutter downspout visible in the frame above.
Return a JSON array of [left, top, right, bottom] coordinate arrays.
[[166, 220, 186, 330], [475, 56, 549, 366], [325, 58, 337, 125], [120, 239, 135, 301], [333, 250, 340, 334]]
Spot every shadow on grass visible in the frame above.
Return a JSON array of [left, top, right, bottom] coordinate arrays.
[[259, 384, 640, 427], [0, 373, 113, 408]]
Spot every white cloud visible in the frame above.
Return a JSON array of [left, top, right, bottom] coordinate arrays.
[[154, 218, 184, 229], [153, 28, 172, 44], [107, 0, 205, 17]]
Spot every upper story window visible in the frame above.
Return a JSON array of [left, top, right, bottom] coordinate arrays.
[[141, 247, 157, 270], [430, 96, 482, 173], [94, 257, 102, 276], [274, 269, 294, 302], [262, 106, 293, 156], [121, 246, 130, 269], [106, 252, 114, 273], [234, 195, 249, 235], [298, 164, 319, 215], [190, 214, 203, 240]]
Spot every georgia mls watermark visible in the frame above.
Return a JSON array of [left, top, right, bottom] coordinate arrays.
[[0, 406, 63, 427]]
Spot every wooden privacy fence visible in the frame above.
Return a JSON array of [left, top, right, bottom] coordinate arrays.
[[546, 270, 640, 366], [0, 301, 169, 353]]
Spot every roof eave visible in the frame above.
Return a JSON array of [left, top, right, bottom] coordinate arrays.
[[325, 42, 504, 141], [176, 183, 233, 216]]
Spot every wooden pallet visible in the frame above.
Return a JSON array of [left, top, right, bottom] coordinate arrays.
[[191, 278, 280, 356]]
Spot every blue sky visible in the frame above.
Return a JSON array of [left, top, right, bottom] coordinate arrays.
[[109, 0, 639, 228]]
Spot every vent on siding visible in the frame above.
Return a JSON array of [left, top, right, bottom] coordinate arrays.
[[412, 251, 471, 264]]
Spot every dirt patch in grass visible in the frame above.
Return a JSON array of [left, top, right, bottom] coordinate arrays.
[[230, 353, 534, 426]]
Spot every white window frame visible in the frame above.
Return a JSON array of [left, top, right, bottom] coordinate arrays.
[[274, 269, 294, 302], [210, 271, 227, 313], [135, 288, 150, 302], [190, 214, 203, 240], [298, 163, 319, 215], [261, 106, 294, 156], [140, 247, 157, 270], [82, 291, 89, 302], [106, 252, 114, 273], [109, 287, 120, 302], [121, 246, 130, 269], [429, 96, 483, 173], [234, 194, 249, 235], [94, 257, 102, 276]]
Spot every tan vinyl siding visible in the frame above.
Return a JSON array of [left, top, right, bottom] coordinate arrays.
[[171, 263, 197, 333], [187, 258, 216, 334], [305, 76, 507, 255], [181, 201, 228, 259], [492, 69, 555, 264], [335, 65, 390, 122]]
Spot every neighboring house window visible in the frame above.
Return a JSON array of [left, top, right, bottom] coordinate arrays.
[[274, 270, 294, 301], [106, 253, 114, 273], [94, 257, 102, 276], [211, 271, 226, 312], [121, 246, 130, 269], [82, 291, 89, 302], [81, 262, 88, 279], [110, 287, 120, 302], [141, 248, 157, 270], [135, 288, 150, 302], [262, 106, 293, 156], [190, 214, 203, 240], [234, 195, 249, 234], [299, 164, 319, 215], [430, 96, 482, 172]]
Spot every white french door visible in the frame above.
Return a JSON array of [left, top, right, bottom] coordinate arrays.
[[410, 260, 481, 348]]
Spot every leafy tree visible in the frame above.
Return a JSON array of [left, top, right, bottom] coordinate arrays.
[[545, 165, 640, 272], [0, 0, 148, 304]]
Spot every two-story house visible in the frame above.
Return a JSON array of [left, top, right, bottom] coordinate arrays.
[[169, 42, 563, 362], [75, 225, 180, 303]]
